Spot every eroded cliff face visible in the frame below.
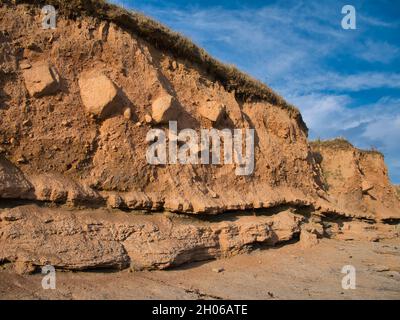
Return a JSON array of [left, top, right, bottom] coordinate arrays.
[[0, 4, 324, 213], [0, 3, 399, 273], [311, 140, 400, 221]]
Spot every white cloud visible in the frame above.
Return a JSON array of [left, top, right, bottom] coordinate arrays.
[[292, 94, 400, 181], [359, 13, 400, 28], [130, 2, 400, 93], [277, 72, 400, 95], [358, 40, 399, 64]]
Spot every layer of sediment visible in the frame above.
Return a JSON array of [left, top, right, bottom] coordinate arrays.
[[1, 204, 398, 274]]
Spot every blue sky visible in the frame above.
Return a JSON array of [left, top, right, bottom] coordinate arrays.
[[111, 0, 400, 183]]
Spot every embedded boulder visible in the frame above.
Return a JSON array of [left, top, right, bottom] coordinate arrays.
[[0, 156, 33, 199], [300, 230, 319, 249], [78, 72, 120, 119], [362, 180, 374, 194], [22, 61, 60, 97], [199, 101, 225, 123], [151, 94, 180, 124]]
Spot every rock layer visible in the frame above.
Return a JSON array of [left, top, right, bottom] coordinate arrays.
[[0, 205, 303, 272]]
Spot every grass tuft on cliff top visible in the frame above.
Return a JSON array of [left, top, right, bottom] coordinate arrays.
[[310, 138, 383, 156], [2, 0, 307, 133]]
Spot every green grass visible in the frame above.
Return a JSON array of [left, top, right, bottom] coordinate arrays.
[[2, 0, 307, 132]]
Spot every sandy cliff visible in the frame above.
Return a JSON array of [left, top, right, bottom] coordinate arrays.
[[0, 1, 398, 273]]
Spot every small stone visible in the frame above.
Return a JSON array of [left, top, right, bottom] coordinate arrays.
[[0, 156, 33, 198], [144, 114, 152, 124], [16, 156, 28, 164], [23, 61, 60, 97], [135, 122, 142, 127], [107, 193, 123, 208], [212, 267, 224, 273], [300, 230, 319, 249], [78, 71, 120, 119], [209, 190, 218, 198], [123, 107, 132, 120], [198, 101, 225, 123], [14, 261, 36, 275], [362, 180, 374, 194], [151, 94, 180, 124], [61, 120, 72, 127], [19, 61, 31, 70]]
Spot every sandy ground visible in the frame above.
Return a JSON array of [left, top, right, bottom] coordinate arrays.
[[0, 238, 399, 300]]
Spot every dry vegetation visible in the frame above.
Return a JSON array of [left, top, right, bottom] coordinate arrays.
[[310, 138, 354, 150], [310, 138, 383, 156], [1, 0, 307, 132], [395, 185, 400, 199]]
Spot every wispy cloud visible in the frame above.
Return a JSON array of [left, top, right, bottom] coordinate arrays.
[[359, 13, 400, 28], [357, 40, 399, 64], [292, 94, 400, 182], [277, 72, 400, 95]]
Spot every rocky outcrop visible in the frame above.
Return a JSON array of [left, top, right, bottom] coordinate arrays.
[[78, 71, 121, 119], [151, 94, 180, 124], [198, 101, 225, 123], [0, 205, 303, 272], [1, 204, 397, 273], [0, 156, 33, 199], [29, 173, 103, 205], [311, 139, 400, 221], [22, 61, 60, 97], [324, 219, 399, 242]]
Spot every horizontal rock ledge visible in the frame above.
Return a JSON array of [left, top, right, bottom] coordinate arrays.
[[0, 205, 304, 273], [1, 205, 398, 274]]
